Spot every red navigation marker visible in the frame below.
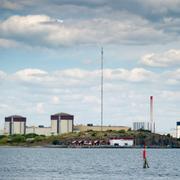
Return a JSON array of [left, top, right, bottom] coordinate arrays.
[[143, 143, 149, 168]]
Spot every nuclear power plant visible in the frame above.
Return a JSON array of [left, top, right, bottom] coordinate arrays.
[[4, 113, 74, 136]]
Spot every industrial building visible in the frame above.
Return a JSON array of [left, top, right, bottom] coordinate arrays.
[[133, 96, 155, 133], [26, 126, 51, 136], [74, 124, 129, 132], [4, 112, 74, 136], [176, 122, 180, 138], [51, 113, 74, 135], [109, 138, 134, 146], [4, 115, 26, 135], [133, 121, 155, 132]]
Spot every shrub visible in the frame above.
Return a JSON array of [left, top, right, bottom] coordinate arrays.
[[34, 136, 45, 142], [0, 137, 8, 144], [118, 130, 126, 133], [25, 133, 38, 139], [11, 135, 26, 143]]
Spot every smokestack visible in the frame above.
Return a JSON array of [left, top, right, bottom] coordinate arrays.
[[150, 96, 155, 133], [150, 96, 153, 123]]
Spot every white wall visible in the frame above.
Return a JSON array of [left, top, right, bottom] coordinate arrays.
[[26, 127, 51, 136], [12, 121, 25, 134], [109, 139, 134, 146], [4, 122, 10, 135], [51, 120, 58, 135], [60, 119, 73, 134], [177, 126, 180, 138]]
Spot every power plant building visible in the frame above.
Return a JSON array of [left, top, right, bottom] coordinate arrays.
[[4, 115, 26, 135], [133, 121, 155, 132], [133, 96, 155, 133], [74, 124, 129, 132], [51, 113, 74, 135], [26, 126, 52, 136]]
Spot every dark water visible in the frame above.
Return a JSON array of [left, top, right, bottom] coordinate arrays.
[[0, 148, 179, 180]]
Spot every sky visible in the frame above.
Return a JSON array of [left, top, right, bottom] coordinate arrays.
[[0, 0, 180, 134]]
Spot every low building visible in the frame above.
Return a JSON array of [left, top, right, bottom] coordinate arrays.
[[74, 124, 129, 132], [177, 122, 180, 138], [4, 115, 26, 135], [51, 113, 74, 135], [109, 138, 134, 146], [26, 126, 51, 136], [133, 121, 155, 132]]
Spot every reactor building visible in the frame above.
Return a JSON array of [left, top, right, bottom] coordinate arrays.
[[4, 115, 26, 135]]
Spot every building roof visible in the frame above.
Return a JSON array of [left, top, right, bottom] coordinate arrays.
[[52, 112, 73, 116], [5, 115, 26, 118]]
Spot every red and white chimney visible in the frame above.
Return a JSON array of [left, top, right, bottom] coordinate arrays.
[[150, 96, 155, 133]]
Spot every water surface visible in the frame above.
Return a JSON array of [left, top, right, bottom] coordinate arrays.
[[0, 148, 179, 180]]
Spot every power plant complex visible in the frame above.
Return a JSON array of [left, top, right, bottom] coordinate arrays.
[[3, 112, 130, 136], [4, 113, 74, 136], [4, 97, 179, 137]]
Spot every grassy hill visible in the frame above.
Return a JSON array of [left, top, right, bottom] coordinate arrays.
[[0, 129, 180, 147]]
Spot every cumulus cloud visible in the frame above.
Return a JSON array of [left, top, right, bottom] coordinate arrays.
[[141, 49, 180, 67], [11, 68, 156, 86], [14, 68, 48, 82], [104, 68, 155, 82], [0, 14, 171, 47]]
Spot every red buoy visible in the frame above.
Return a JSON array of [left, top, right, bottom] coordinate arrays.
[[143, 143, 149, 168]]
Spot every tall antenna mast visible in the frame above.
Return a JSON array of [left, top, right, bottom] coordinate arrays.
[[101, 47, 104, 131]]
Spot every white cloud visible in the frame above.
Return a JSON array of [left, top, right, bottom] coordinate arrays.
[[0, 14, 170, 47], [12, 68, 155, 87], [105, 68, 155, 82], [141, 49, 180, 67], [14, 68, 48, 82]]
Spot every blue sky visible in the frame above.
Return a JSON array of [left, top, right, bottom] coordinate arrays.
[[0, 0, 180, 134]]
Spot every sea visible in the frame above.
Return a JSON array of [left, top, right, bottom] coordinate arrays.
[[0, 148, 179, 180]]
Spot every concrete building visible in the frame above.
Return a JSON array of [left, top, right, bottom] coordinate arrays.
[[26, 126, 51, 136], [74, 124, 129, 132], [51, 113, 74, 135], [133, 121, 155, 132], [176, 122, 180, 138], [4, 115, 26, 135], [109, 138, 134, 146]]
